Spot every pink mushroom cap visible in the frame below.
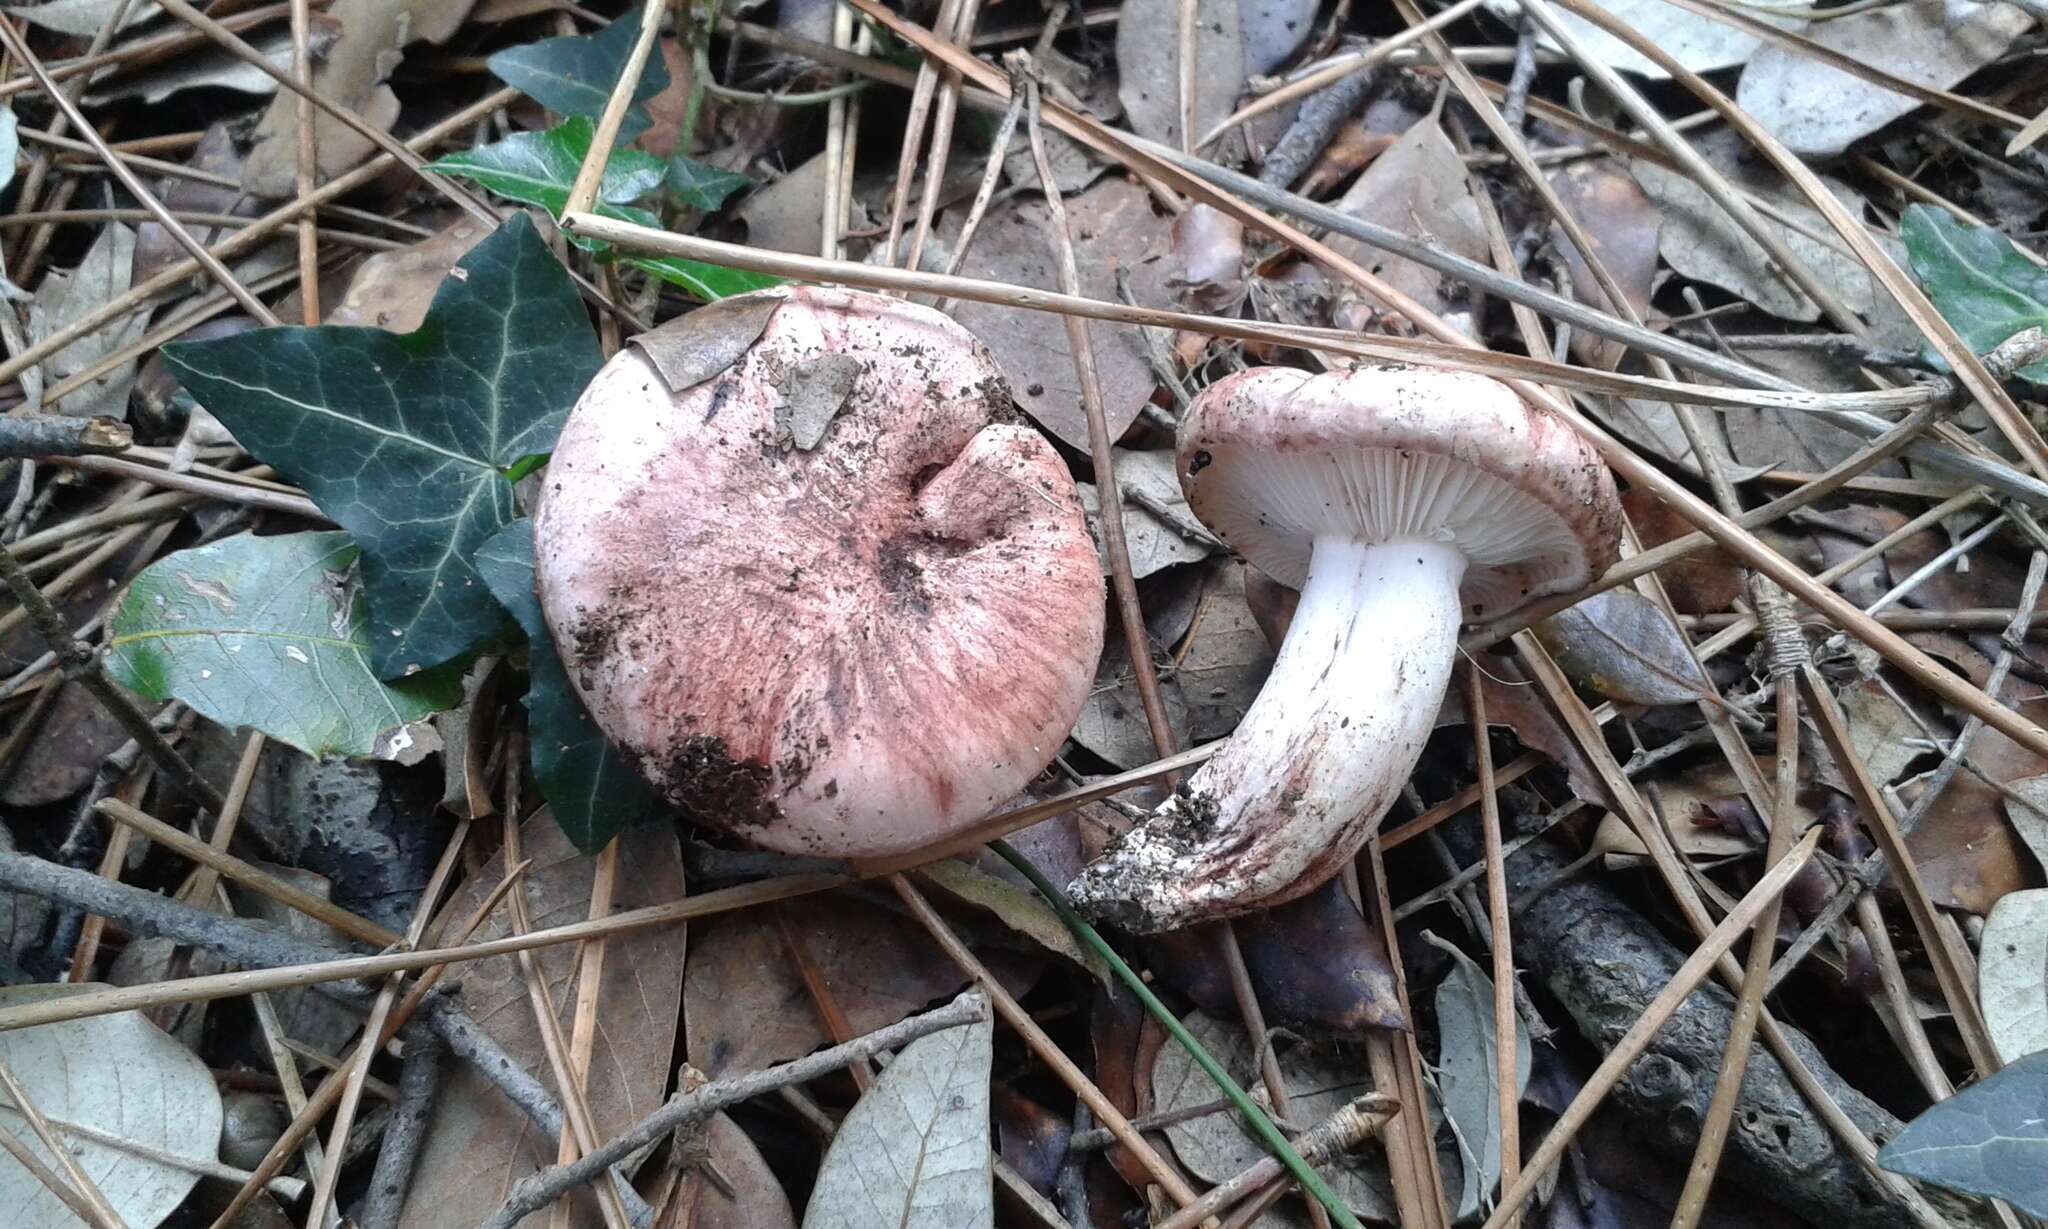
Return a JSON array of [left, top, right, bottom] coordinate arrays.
[[535, 286, 1106, 858]]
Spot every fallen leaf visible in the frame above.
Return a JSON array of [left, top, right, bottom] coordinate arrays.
[[1484, 0, 1786, 78], [915, 859, 1107, 981], [0, 829, 50, 981], [1175, 562, 1274, 742], [163, 216, 602, 677], [1828, 678, 1930, 793], [1594, 758, 1813, 860], [1980, 888, 2048, 1065], [1116, 0, 1248, 157], [1152, 1010, 1393, 1223], [1632, 128, 1911, 333], [398, 814, 686, 1229], [685, 891, 1037, 1078], [802, 1006, 994, 1229], [1737, 0, 2032, 159], [325, 219, 490, 332], [1617, 488, 1741, 616], [672, 1114, 797, 1229], [738, 154, 844, 256], [1239, 0, 1317, 74], [83, 17, 339, 105], [950, 177, 1174, 452], [135, 124, 276, 287], [1535, 588, 1710, 707], [1077, 450, 1213, 579], [1879, 1048, 2048, 1216], [105, 532, 461, 758], [242, 0, 464, 196], [1427, 932, 1533, 1220], [1548, 160, 1660, 370], [1903, 690, 2046, 914], [227, 866, 361, 1057], [0, 680, 126, 807], [31, 223, 148, 420], [1901, 205, 2048, 385], [5, 0, 158, 35], [1327, 116, 1489, 337], [0, 984, 223, 1229], [1002, 48, 1119, 195], [2004, 774, 2048, 873]]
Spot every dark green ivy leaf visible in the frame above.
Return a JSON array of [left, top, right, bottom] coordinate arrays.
[[1880, 1048, 2048, 1215], [163, 216, 602, 679], [429, 117, 665, 215], [486, 10, 671, 144], [476, 518, 656, 852], [666, 157, 752, 211], [432, 119, 779, 303], [1901, 204, 2048, 385], [106, 532, 461, 758]]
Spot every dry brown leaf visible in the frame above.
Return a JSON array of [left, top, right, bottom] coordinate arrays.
[[397, 815, 685, 1229], [1548, 159, 1660, 371], [327, 219, 493, 332], [665, 1114, 796, 1229], [1619, 488, 1742, 616], [1175, 562, 1273, 743], [1327, 116, 1489, 337], [0, 681, 126, 807], [950, 177, 1174, 452], [684, 890, 1037, 1078], [1737, 0, 2032, 158]]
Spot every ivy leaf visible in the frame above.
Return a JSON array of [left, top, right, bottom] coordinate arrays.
[[1901, 204, 2048, 385], [429, 117, 665, 215], [432, 120, 779, 303], [162, 216, 601, 679], [1879, 1048, 2048, 1215], [486, 8, 671, 143], [666, 157, 752, 211], [105, 532, 461, 759], [476, 519, 656, 853]]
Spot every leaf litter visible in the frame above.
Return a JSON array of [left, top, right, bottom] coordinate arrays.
[[6, 2, 2048, 1227]]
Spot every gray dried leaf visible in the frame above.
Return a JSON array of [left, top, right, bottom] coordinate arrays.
[[6, 0, 159, 36], [1737, 0, 2031, 159], [1630, 128, 1913, 339], [1176, 562, 1273, 742], [630, 294, 781, 394], [1072, 631, 1190, 769], [1239, 0, 1316, 74], [1153, 1010, 1392, 1224], [1077, 450, 1212, 578], [949, 178, 1173, 452], [1003, 49, 1118, 195], [32, 223, 148, 420], [774, 353, 861, 450], [0, 984, 223, 1229], [1981, 888, 2048, 1065], [1116, 0, 1247, 156], [1328, 117, 1489, 336], [1484, 0, 1786, 78], [802, 1009, 994, 1229], [1426, 932, 1532, 1220], [1536, 588, 1710, 707]]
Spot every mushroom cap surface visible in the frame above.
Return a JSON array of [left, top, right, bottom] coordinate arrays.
[[535, 286, 1106, 858], [1177, 365, 1622, 621]]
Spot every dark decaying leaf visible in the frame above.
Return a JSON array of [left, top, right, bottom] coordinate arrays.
[[106, 532, 460, 759], [476, 519, 656, 853], [802, 1008, 995, 1229], [685, 892, 1039, 1078], [486, 8, 671, 143], [1536, 589, 1711, 707], [162, 216, 602, 678], [1879, 1048, 2048, 1215], [398, 814, 686, 1229], [1901, 204, 2048, 384]]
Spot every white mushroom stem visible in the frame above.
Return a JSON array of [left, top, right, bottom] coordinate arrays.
[[1069, 535, 1467, 933]]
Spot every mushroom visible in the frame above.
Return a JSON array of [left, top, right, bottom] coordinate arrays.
[[1067, 365, 1621, 932], [534, 286, 1105, 858]]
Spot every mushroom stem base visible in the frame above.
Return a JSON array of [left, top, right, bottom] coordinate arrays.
[[1068, 536, 1467, 933]]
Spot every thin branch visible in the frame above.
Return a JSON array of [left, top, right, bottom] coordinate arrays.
[[0, 416, 130, 460]]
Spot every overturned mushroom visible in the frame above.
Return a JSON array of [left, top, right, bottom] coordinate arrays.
[[535, 287, 1105, 858], [1068, 365, 1621, 932]]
